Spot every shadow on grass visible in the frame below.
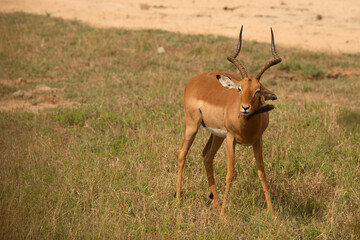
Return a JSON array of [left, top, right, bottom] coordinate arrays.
[[270, 175, 332, 220], [337, 108, 360, 132]]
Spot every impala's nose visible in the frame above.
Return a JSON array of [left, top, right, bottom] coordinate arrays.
[[241, 105, 250, 114], [242, 105, 250, 111]]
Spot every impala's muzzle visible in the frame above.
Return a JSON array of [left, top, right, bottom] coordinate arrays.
[[241, 105, 251, 115]]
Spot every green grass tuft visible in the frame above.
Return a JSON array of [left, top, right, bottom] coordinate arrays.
[[300, 64, 325, 79]]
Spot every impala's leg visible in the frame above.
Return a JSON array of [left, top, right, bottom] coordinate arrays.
[[253, 137, 274, 217], [176, 119, 200, 200], [201, 134, 224, 210], [220, 134, 236, 217]]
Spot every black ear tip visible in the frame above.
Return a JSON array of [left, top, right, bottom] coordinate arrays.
[[216, 74, 221, 80]]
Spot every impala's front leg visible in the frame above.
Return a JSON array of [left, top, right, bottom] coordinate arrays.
[[220, 134, 236, 217], [252, 137, 274, 217]]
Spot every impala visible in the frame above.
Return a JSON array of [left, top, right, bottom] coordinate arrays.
[[175, 26, 282, 217]]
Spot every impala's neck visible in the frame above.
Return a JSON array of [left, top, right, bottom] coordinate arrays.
[[225, 95, 269, 145]]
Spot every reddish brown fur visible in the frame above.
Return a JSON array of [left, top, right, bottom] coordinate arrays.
[[176, 28, 281, 217], [176, 71, 274, 217], [184, 72, 268, 144]]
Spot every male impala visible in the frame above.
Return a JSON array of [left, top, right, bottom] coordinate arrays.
[[175, 26, 281, 217]]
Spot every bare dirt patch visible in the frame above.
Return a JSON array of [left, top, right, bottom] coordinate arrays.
[[0, 79, 78, 113], [0, 99, 77, 113]]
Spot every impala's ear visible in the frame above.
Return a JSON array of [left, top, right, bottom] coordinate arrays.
[[260, 83, 277, 101], [216, 75, 238, 89]]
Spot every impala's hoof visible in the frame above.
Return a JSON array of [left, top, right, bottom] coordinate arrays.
[[209, 192, 214, 199], [174, 191, 177, 198]]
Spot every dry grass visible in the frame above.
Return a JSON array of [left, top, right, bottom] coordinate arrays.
[[0, 12, 359, 239]]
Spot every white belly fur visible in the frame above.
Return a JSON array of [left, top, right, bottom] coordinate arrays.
[[206, 127, 227, 138]]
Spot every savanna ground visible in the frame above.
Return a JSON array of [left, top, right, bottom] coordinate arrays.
[[0, 13, 360, 239]]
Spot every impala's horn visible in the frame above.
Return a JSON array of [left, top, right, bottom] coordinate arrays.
[[227, 26, 249, 79], [254, 28, 282, 81]]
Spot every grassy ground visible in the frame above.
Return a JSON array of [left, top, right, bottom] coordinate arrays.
[[0, 12, 359, 239]]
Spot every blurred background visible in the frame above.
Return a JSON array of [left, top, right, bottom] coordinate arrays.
[[2, 0, 360, 53]]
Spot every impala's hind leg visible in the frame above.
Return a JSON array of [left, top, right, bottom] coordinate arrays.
[[201, 134, 224, 209], [175, 113, 201, 200]]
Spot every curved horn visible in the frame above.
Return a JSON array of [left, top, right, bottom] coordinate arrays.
[[227, 26, 249, 79], [254, 28, 282, 81]]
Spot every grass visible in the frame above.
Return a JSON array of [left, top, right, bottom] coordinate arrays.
[[0, 12, 360, 239]]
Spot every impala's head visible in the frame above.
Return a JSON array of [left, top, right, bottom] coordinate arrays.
[[218, 26, 281, 117], [217, 75, 262, 116]]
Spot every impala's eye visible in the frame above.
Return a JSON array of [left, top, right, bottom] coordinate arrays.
[[238, 87, 242, 93], [255, 88, 261, 94]]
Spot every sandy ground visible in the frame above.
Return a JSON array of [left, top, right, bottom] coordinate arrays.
[[1, 0, 360, 54]]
